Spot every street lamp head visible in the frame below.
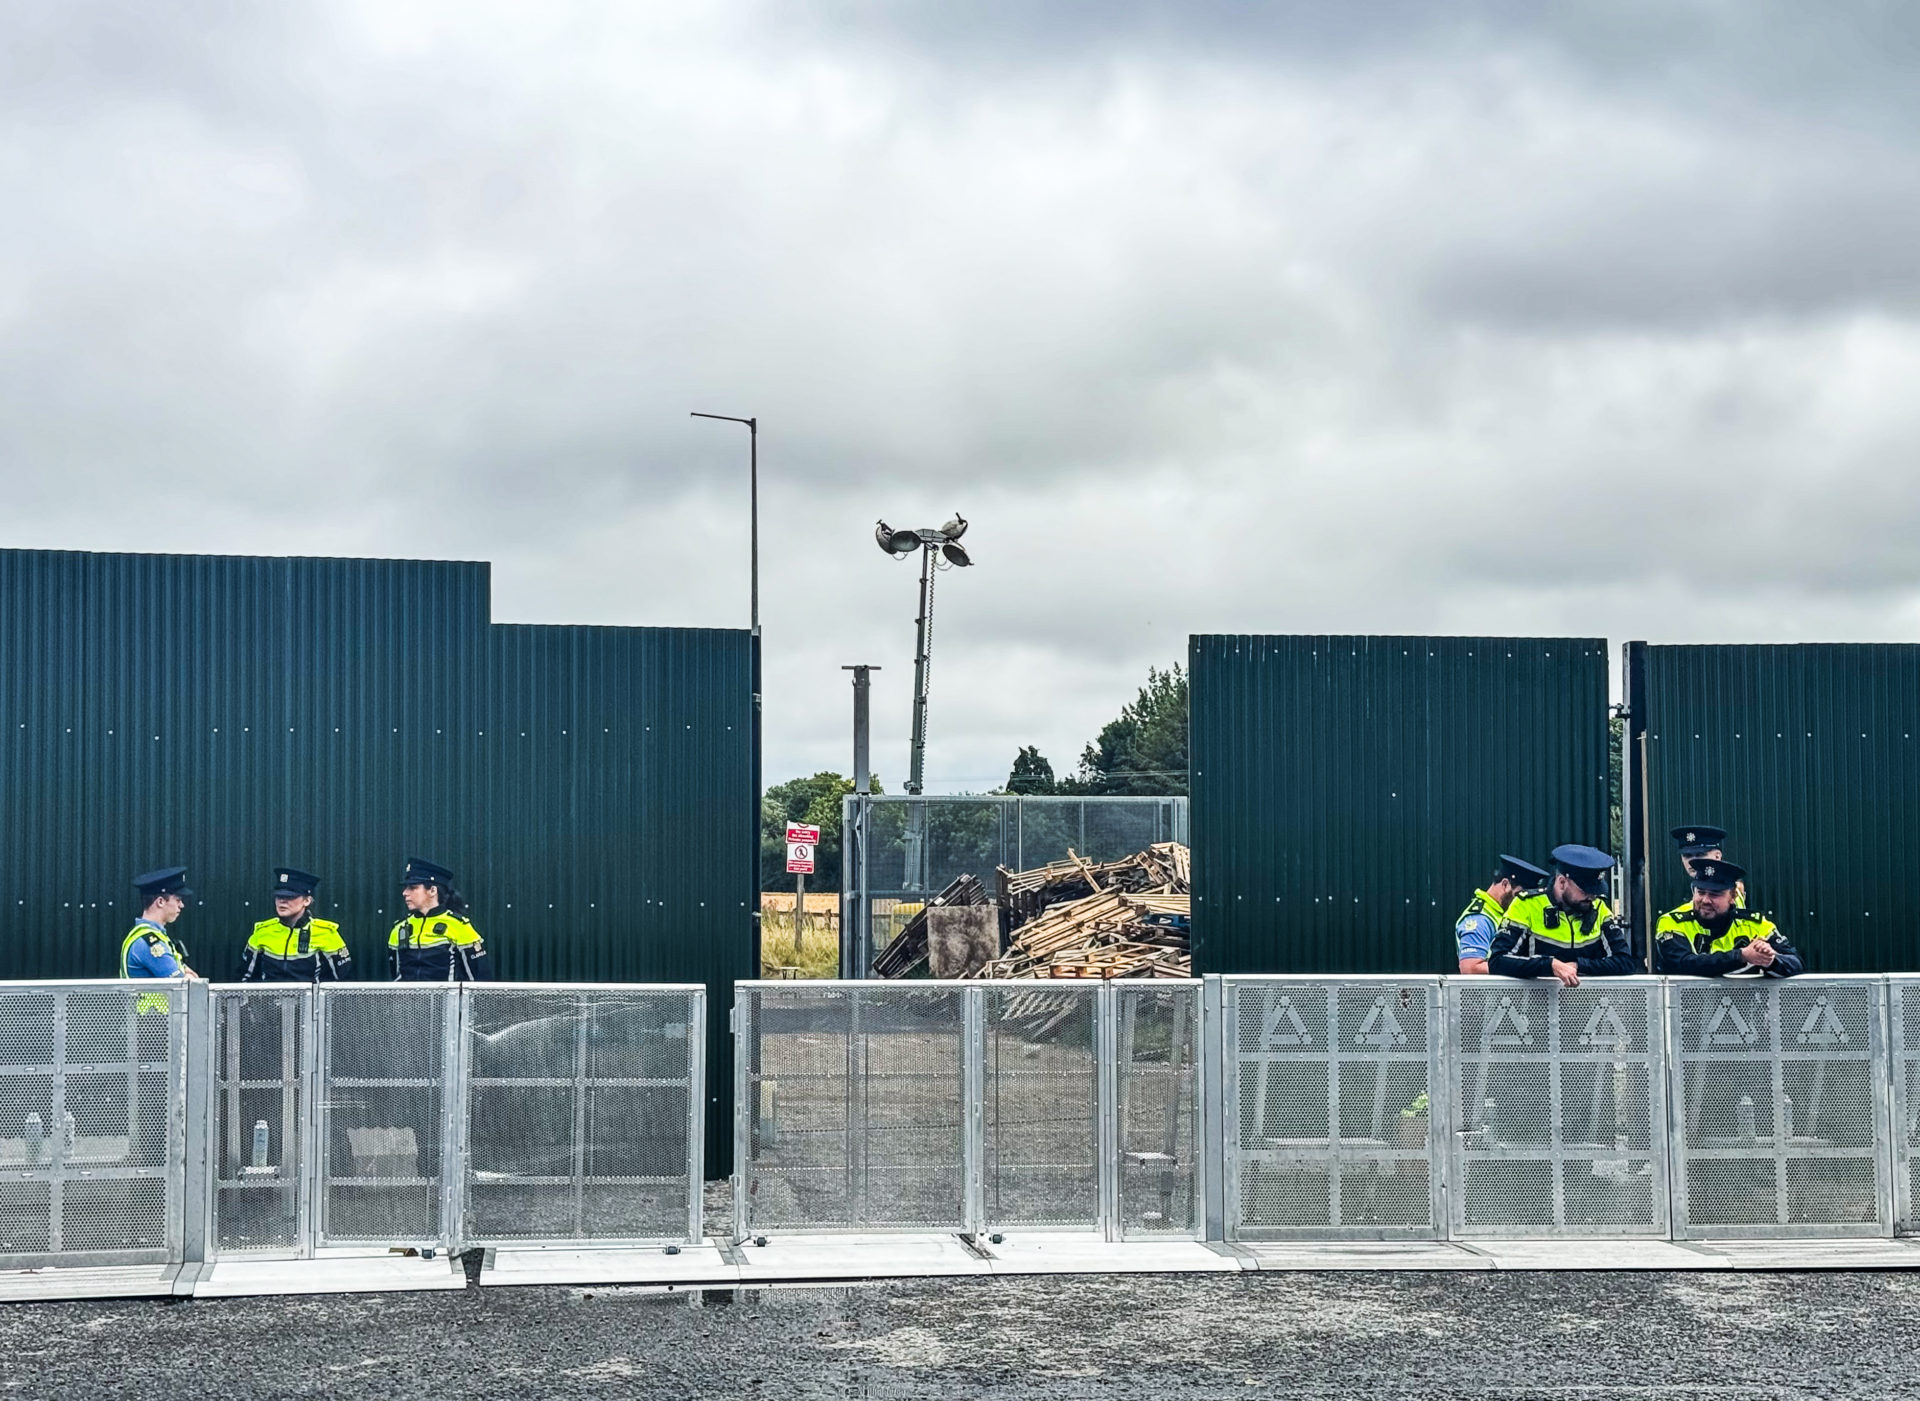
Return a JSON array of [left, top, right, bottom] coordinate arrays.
[[939, 514, 968, 541], [941, 539, 972, 568], [875, 520, 919, 556]]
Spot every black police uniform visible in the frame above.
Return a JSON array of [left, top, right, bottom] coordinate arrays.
[[239, 867, 354, 982], [388, 857, 492, 981], [1655, 858, 1801, 978]]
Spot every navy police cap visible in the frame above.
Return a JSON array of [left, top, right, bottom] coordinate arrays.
[[1549, 843, 1614, 897], [401, 856, 456, 889], [134, 866, 193, 900], [1689, 857, 1744, 893], [1495, 854, 1550, 891], [272, 866, 319, 898], [1670, 824, 1728, 857]]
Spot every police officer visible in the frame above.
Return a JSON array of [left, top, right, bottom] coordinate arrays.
[[1455, 855, 1550, 974], [1655, 857, 1801, 978], [389, 857, 491, 981], [1671, 823, 1745, 905], [1489, 844, 1635, 985], [240, 867, 353, 982], [121, 866, 199, 979]]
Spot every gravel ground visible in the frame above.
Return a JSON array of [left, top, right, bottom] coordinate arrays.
[[0, 1269, 1914, 1399]]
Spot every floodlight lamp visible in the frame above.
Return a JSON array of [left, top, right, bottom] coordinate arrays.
[[941, 539, 972, 567], [875, 520, 918, 556], [939, 514, 968, 541]]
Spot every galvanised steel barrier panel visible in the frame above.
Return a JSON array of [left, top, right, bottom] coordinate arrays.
[[984, 984, 1100, 1233], [0, 981, 186, 1268], [1448, 979, 1669, 1237], [1669, 976, 1892, 1238], [1223, 976, 1445, 1240], [461, 985, 704, 1247], [1115, 982, 1201, 1239], [210, 986, 314, 1257], [736, 982, 968, 1234], [1893, 978, 1920, 1234], [316, 985, 462, 1250]]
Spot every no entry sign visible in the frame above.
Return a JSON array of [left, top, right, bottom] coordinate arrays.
[[785, 822, 820, 875]]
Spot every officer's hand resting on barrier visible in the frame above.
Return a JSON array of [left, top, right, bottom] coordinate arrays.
[[1549, 959, 1580, 988], [1741, 941, 1775, 967]]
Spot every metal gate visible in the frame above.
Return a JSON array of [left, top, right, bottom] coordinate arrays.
[[211, 986, 314, 1256], [1221, 977, 1444, 1240], [1115, 982, 1200, 1238], [984, 985, 1100, 1232], [0, 982, 186, 1268], [461, 986, 703, 1247], [1447, 979, 1669, 1237], [1669, 976, 1892, 1238], [1893, 978, 1920, 1235]]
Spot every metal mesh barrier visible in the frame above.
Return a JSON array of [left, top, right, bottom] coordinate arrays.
[[462, 986, 702, 1246], [0, 983, 184, 1267], [984, 985, 1099, 1231], [1448, 980, 1668, 1237], [1670, 976, 1891, 1238], [1224, 978, 1442, 1240], [212, 987, 312, 1255], [317, 987, 455, 1248], [739, 983, 967, 1232], [1894, 979, 1920, 1235], [1116, 982, 1200, 1238]]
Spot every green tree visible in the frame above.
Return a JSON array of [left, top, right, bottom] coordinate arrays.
[[1005, 745, 1057, 795], [760, 771, 872, 891], [1064, 664, 1189, 796]]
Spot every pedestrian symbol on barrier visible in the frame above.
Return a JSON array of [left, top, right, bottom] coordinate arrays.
[[1354, 995, 1409, 1048], [1260, 995, 1313, 1048], [1485, 996, 1531, 1047], [1704, 993, 1760, 1047], [1796, 996, 1848, 1047], [1579, 998, 1631, 1052]]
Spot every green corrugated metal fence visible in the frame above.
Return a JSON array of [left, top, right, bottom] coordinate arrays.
[[1189, 634, 1611, 974]]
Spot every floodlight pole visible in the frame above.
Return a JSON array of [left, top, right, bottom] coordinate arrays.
[[907, 540, 935, 797]]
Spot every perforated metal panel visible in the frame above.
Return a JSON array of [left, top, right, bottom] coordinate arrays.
[[1893, 979, 1920, 1235], [317, 986, 457, 1249], [462, 986, 701, 1246], [212, 987, 313, 1256], [1116, 982, 1200, 1239], [1669, 976, 1891, 1238], [0, 983, 184, 1267], [985, 985, 1100, 1232], [1448, 979, 1668, 1237], [1223, 977, 1443, 1240], [738, 983, 967, 1232]]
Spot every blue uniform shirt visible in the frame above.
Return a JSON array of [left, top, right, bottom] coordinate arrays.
[[1455, 911, 1498, 962], [123, 920, 183, 978]]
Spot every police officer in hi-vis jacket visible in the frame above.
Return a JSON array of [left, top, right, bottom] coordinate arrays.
[[1489, 844, 1636, 985], [388, 857, 491, 981], [240, 867, 353, 982]]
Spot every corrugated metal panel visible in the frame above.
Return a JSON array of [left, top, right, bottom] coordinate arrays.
[[1639, 642, 1920, 973], [0, 548, 753, 1169], [1189, 635, 1611, 974]]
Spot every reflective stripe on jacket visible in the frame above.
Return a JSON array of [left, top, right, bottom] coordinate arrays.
[[1655, 904, 1802, 979], [388, 908, 491, 982], [241, 916, 353, 983]]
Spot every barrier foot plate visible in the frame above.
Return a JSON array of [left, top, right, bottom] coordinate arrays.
[[481, 1246, 738, 1289], [979, 1235, 1240, 1275], [193, 1253, 467, 1298], [735, 1233, 992, 1282], [0, 1265, 179, 1301]]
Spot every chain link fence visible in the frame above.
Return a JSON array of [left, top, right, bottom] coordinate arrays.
[[734, 979, 1202, 1241], [1448, 979, 1669, 1237], [1669, 976, 1891, 1238]]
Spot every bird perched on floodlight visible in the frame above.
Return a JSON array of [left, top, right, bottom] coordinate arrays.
[[874, 520, 918, 556], [940, 514, 967, 541]]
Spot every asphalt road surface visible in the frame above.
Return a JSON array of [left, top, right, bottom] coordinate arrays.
[[0, 1270, 1913, 1399]]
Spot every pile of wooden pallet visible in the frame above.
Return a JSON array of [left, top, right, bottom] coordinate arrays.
[[974, 843, 1191, 980]]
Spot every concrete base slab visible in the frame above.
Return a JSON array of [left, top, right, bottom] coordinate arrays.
[[0, 1265, 179, 1301], [195, 1254, 466, 1298], [1241, 1241, 1494, 1271], [981, 1235, 1241, 1275], [1694, 1239, 1920, 1270], [735, 1233, 990, 1282], [482, 1246, 737, 1289], [1465, 1240, 1725, 1270]]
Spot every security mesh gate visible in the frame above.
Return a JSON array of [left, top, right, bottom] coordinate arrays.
[[212, 987, 313, 1256], [0, 983, 184, 1267], [1669, 976, 1891, 1237], [985, 986, 1100, 1231], [317, 987, 459, 1249], [1223, 978, 1442, 1240], [462, 986, 703, 1246], [1894, 979, 1920, 1234], [737, 983, 967, 1232], [1448, 980, 1668, 1236], [1116, 983, 1200, 1237]]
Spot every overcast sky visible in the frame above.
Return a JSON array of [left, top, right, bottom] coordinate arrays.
[[4, 3, 1917, 790]]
